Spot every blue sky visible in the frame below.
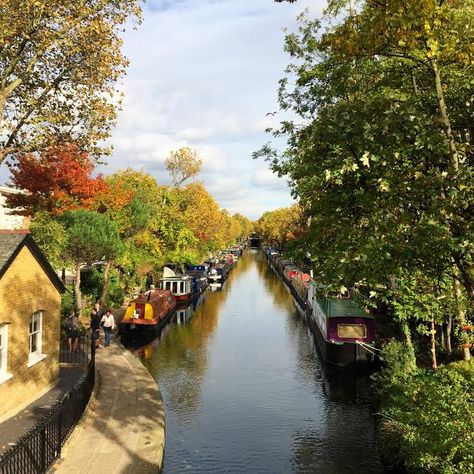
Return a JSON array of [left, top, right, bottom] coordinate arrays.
[[105, 0, 324, 219]]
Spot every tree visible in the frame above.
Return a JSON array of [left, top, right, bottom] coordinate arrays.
[[232, 213, 254, 239], [59, 209, 123, 315], [0, 0, 142, 164], [29, 211, 67, 269], [6, 143, 107, 216], [255, 205, 304, 249], [255, 6, 474, 359], [165, 147, 202, 187]]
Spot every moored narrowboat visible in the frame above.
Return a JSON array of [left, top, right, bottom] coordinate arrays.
[[121, 288, 176, 330], [186, 268, 208, 294], [159, 267, 194, 302], [307, 281, 375, 368]]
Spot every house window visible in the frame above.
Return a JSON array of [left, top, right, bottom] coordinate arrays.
[[28, 312, 47, 367], [0, 324, 12, 384]]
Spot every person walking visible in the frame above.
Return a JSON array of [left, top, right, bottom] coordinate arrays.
[[90, 306, 102, 349], [100, 309, 116, 347], [64, 312, 80, 351]]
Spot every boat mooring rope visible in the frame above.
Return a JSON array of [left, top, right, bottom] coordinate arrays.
[[356, 341, 383, 360]]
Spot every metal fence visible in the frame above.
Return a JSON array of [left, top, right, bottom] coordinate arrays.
[[0, 344, 95, 473], [59, 332, 93, 366]]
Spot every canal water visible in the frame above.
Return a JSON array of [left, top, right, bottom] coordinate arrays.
[[133, 250, 382, 473]]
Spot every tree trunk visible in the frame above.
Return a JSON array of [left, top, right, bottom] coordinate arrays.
[[99, 260, 112, 306], [74, 261, 82, 316], [402, 323, 417, 372], [453, 278, 471, 361], [430, 318, 438, 369], [431, 60, 458, 171], [455, 260, 474, 311], [446, 312, 452, 356]]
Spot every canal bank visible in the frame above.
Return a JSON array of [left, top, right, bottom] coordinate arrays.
[[137, 250, 383, 473], [52, 342, 165, 473]]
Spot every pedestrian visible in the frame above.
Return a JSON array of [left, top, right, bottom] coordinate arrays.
[[64, 312, 80, 351], [90, 306, 101, 348], [100, 308, 116, 347]]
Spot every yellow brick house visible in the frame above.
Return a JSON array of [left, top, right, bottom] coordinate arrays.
[[0, 230, 64, 422]]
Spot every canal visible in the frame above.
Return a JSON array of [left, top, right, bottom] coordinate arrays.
[[133, 250, 382, 473]]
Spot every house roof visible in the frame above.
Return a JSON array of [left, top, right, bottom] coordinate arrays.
[[0, 230, 65, 293]]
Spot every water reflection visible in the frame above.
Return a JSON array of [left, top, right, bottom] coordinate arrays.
[[135, 251, 382, 473]]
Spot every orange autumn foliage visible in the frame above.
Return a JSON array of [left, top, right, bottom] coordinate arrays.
[[6, 143, 108, 216]]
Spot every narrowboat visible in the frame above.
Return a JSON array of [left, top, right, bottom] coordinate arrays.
[[288, 270, 311, 311], [159, 267, 194, 302], [307, 282, 376, 368], [207, 261, 229, 283], [120, 288, 176, 330], [186, 268, 209, 294]]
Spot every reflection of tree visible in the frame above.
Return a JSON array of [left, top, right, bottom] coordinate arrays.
[[254, 252, 295, 312], [138, 252, 254, 421]]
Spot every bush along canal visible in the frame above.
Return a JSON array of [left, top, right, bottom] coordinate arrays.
[[130, 250, 383, 473]]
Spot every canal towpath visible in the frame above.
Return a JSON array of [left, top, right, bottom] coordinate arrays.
[[51, 308, 165, 474]]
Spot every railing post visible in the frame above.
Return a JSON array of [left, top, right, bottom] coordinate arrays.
[[57, 407, 62, 458], [41, 425, 46, 472]]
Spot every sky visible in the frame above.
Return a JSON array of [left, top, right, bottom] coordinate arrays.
[[104, 0, 324, 220], [0, 0, 325, 220]]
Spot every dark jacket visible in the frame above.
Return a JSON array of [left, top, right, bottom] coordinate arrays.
[[90, 311, 101, 331]]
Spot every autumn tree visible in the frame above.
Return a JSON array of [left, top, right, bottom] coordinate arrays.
[[0, 0, 142, 164], [6, 143, 107, 216], [255, 205, 304, 249], [232, 213, 254, 239], [165, 147, 202, 187]]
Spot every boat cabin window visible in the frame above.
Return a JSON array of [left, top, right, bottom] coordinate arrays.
[[337, 323, 367, 339]]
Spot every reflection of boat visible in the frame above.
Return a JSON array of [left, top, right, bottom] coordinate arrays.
[[121, 288, 176, 328], [307, 281, 375, 368], [159, 266, 193, 301], [175, 290, 207, 324], [176, 303, 194, 324], [209, 282, 224, 292]]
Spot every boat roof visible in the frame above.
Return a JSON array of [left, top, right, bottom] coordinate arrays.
[[160, 275, 192, 281], [134, 289, 171, 303], [321, 298, 373, 319]]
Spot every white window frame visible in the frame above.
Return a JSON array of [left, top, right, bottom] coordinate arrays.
[[28, 311, 47, 367], [0, 324, 13, 384]]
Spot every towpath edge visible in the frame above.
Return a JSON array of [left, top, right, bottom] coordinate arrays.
[[51, 342, 165, 473]]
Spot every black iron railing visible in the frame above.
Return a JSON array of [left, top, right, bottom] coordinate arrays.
[[0, 343, 95, 473], [59, 332, 92, 366]]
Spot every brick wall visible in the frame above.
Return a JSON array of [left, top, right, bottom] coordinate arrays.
[[0, 246, 61, 422]]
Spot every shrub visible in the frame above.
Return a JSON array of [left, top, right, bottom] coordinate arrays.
[[376, 356, 474, 473]]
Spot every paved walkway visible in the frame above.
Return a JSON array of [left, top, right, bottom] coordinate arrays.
[[0, 366, 83, 454], [51, 341, 165, 473]]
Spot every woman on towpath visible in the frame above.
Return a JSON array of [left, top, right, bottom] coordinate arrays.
[[101, 309, 116, 347]]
